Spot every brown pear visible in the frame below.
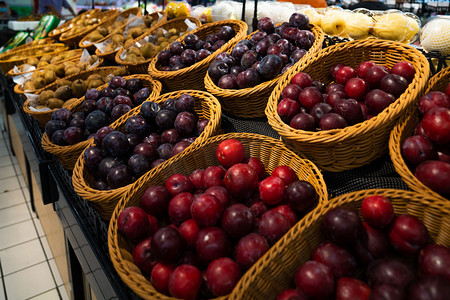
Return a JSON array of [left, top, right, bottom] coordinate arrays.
[[37, 61, 49, 68], [55, 78, 72, 88], [54, 85, 73, 101], [155, 28, 165, 38], [88, 79, 104, 89], [38, 90, 55, 105], [26, 57, 40, 66], [78, 62, 89, 71], [23, 81, 36, 91], [97, 26, 108, 36], [141, 43, 156, 59], [33, 77, 46, 89], [86, 74, 103, 82], [88, 31, 104, 42], [43, 70, 57, 84], [127, 46, 141, 56], [63, 98, 79, 108], [40, 54, 52, 62], [111, 34, 124, 44], [65, 67, 81, 76], [46, 98, 64, 109], [54, 64, 66, 78], [71, 79, 87, 98]]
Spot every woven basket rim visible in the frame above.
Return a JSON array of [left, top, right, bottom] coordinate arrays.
[[13, 56, 105, 95], [7, 48, 83, 77], [78, 7, 144, 49], [60, 9, 119, 42], [49, 8, 102, 38], [71, 89, 221, 211], [114, 16, 201, 67], [229, 188, 450, 299], [204, 23, 324, 96], [0, 43, 68, 63], [265, 39, 430, 144], [1, 38, 55, 55], [147, 19, 248, 79], [389, 66, 450, 202], [107, 131, 328, 300]]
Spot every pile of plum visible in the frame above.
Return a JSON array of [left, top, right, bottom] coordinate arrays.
[[156, 25, 236, 71], [45, 76, 152, 146], [401, 81, 450, 197], [277, 61, 416, 131], [83, 93, 209, 190], [116, 139, 318, 299], [208, 13, 315, 90], [277, 195, 450, 300]]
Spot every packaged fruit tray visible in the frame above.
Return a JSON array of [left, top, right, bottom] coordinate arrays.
[[107, 132, 327, 299], [78, 7, 143, 52], [0, 43, 69, 74], [389, 66, 450, 202], [266, 39, 430, 172], [229, 188, 450, 299], [41, 74, 162, 170], [115, 16, 202, 74], [48, 9, 102, 41], [148, 19, 248, 91], [22, 66, 127, 128], [72, 90, 222, 220], [60, 9, 119, 48], [204, 14, 325, 118]]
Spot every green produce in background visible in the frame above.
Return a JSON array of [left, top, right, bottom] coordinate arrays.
[[33, 15, 61, 40], [0, 31, 30, 54]]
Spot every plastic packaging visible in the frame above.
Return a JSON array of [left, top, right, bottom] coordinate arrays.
[[165, 1, 191, 19], [420, 16, 450, 55]]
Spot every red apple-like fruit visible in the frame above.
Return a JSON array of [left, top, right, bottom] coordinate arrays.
[[259, 176, 285, 205], [421, 107, 450, 145], [204, 185, 230, 208], [330, 63, 345, 79], [418, 244, 450, 281], [319, 113, 347, 130], [361, 195, 395, 229], [203, 166, 226, 189], [414, 160, 450, 195], [277, 98, 301, 123], [117, 206, 150, 241], [244, 157, 266, 181], [291, 72, 312, 88], [271, 205, 297, 227], [353, 222, 390, 265], [281, 83, 302, 100], [290, 113, 316, 131], [389, 214, 429, 255], [189, 169, 205, 190], [298, 87, 323, 111], [401, 135, 437, 167], [334, 98, 365, 125], [284, 180, 317, 213], [224, 163, 259, 199], [190, 193, 223, 228], [216, 139, 246, 168], [235, 233, 270, 270], [276, 289, 308, 300], [165, 173, 194, 196], [179, 219, 199, 249], [132, 237, 156, 274], [271, 165, 298, 186], [196, 227, 231, 265], [221, 203, 254, 239], [312, 241, 357, 278], [357, 61, 376, 79], [151, 263, 175, 295], [365, 89, 396, 116], [345, 78, 368, 101], [390, 61, 415, 83], [168, 192, 195, 226], [151, 226, 185, 264], [336, 277, 371, 300], [367, 257, 416, 288], [295, 261, 335, 300], [258, 210, 291, 244], [335, 66, 357, 84], [365, 65, 389, 89], [205, 257, 241, 296], [140, 185, 172, 218], [168, 264, 202, 300]]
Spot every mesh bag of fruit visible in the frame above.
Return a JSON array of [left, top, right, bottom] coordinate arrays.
[[72, 90, 222, 220], [266, 39, 430, 172], [204, 13, 325, 118], [107, 133, 327, 299], [389, 66, 450, 202]]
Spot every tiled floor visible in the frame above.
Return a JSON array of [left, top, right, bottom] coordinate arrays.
[[0, 114, 69, 299]]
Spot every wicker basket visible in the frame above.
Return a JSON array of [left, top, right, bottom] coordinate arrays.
[[107, 132, 327, 299], [389, 67, 450, 202], [48, 9, 102, 41], [41, 74, 161, 170], [266, 39, 430, 172], [95, 11, 168, 63], [22, 66, 127, 128], [229, 188, 450, 299], [2, 38, 56, 54], [72, 90, 222, 220], [0, 43, 69, 74], [78, 7, 143, 52], [204, 24, 324, 118], [60, 9, 119, 48], [7, 48, 83, 78], [148, 19, 248, 91], [115, 16, 201, 74]]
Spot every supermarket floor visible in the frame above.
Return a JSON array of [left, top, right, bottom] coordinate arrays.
[[0, 112, 69, 299]]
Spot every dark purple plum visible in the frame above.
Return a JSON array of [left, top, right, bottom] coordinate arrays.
[[217, 25, 235, 41], [211, 40, 226, 52], [155, 109, 177, 130], [175, 94, 195, 113], [236, 69, 262, 89], [370, 284, 406, 300], [250, 31, 267, 45], [255, 39, 271, 55], [125, 78, 143, 93], [195, 49, 211, 62], [83, 146, 105, 169], [93, 180, 109, 190], [334, 98, 365, 125], [218, 74, 238, 89], [126, 133, 141, 150], [133, 87, 151, 105], [289, 112, 316, 131], [85, 110, 108, 134], [51, 108, 72, 123], [81, 100, 97, 116], [151, 227, 185, 264], [128, 154, 150, 178], [100, 86, 115, 98], [259, 55, 283, 79], [96, 97, 113, 114], [206, 33, 219, 45], [141, 101, 162, 123], [113, 87, 132, 98], [110, 104, 132, 121], [102, 131, 130, 157], [295, 30, 313, 49], [169, 41, 184, 55], [322, 207, 362, 246], [281, 63, 294, 74], [45, 120, 67, 137], [184, 34, 200, 48], [208, 60, 230, 83], [113, 95, 132, 107], [63, 126, 84, 145], [151, 158, 166, 168], [367, 257, 416, 289], [69, 117, 85, 130], [319, 113, 348, 130], [196, 119, 209, 136], [174, 112, 196, 136], [312, 80, 326, 93], [282, 27, 300, 44], [230, 66, 244, 77], [125, 115, 149, 136], [257, 17, 275, 33], [310, 102, 333, 124], [181, 49, 196, 66], [231, 43, 250, 60], [161, 128, 180, 144], [194, 40, 205, 51], [143, 133, 161, 148], [94, 126, 114, 146], [275, 22, 290, 37], [157, 143, 174, 160], [98, 156, 123, 181], [408, 276, 450, 300], [85, 88, 101, 101], [170, 140, 191, 157], [107, 164, 133, 188], [109, 76, 127, 88], [169, 62, 184, 69], [133, 142, 157, 161], [290, 49, 307, 63], [215, 52, 235, 67], [289, 12, 309, 30], [157, 49, 171, 66], [241, 51, 258, 70], [267, 33, 281, 44], [51, 130, 67, 146], [169, 55, 182, 67]]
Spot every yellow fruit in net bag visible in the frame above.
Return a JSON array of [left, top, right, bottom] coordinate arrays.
[[165, 2, 177, 18], [174, 3, 189, 18], [200, 7, 212, 23], [345, 13, 374, 40], [420, 17, 450, 55], [373, 13, 412, 42]]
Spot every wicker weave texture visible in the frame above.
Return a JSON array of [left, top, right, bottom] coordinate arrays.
[[0, 43, 69, 74], [107, 132, 327, 299], [72, 89, 221, 220], [60, 9, 119, 48], [78, 7, 143, 51], [115, 16, 201, 74], [230, 188, 450, 299], [2, 38, 55, 55], [22, 66, 125, 128], [204, 24, 324, 118], [41, 74, 161, 171], [389, 66, 450, 202], [266, 39, 430, 172], [148, 19, 248, 92], [49, 9, 102, 40]]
